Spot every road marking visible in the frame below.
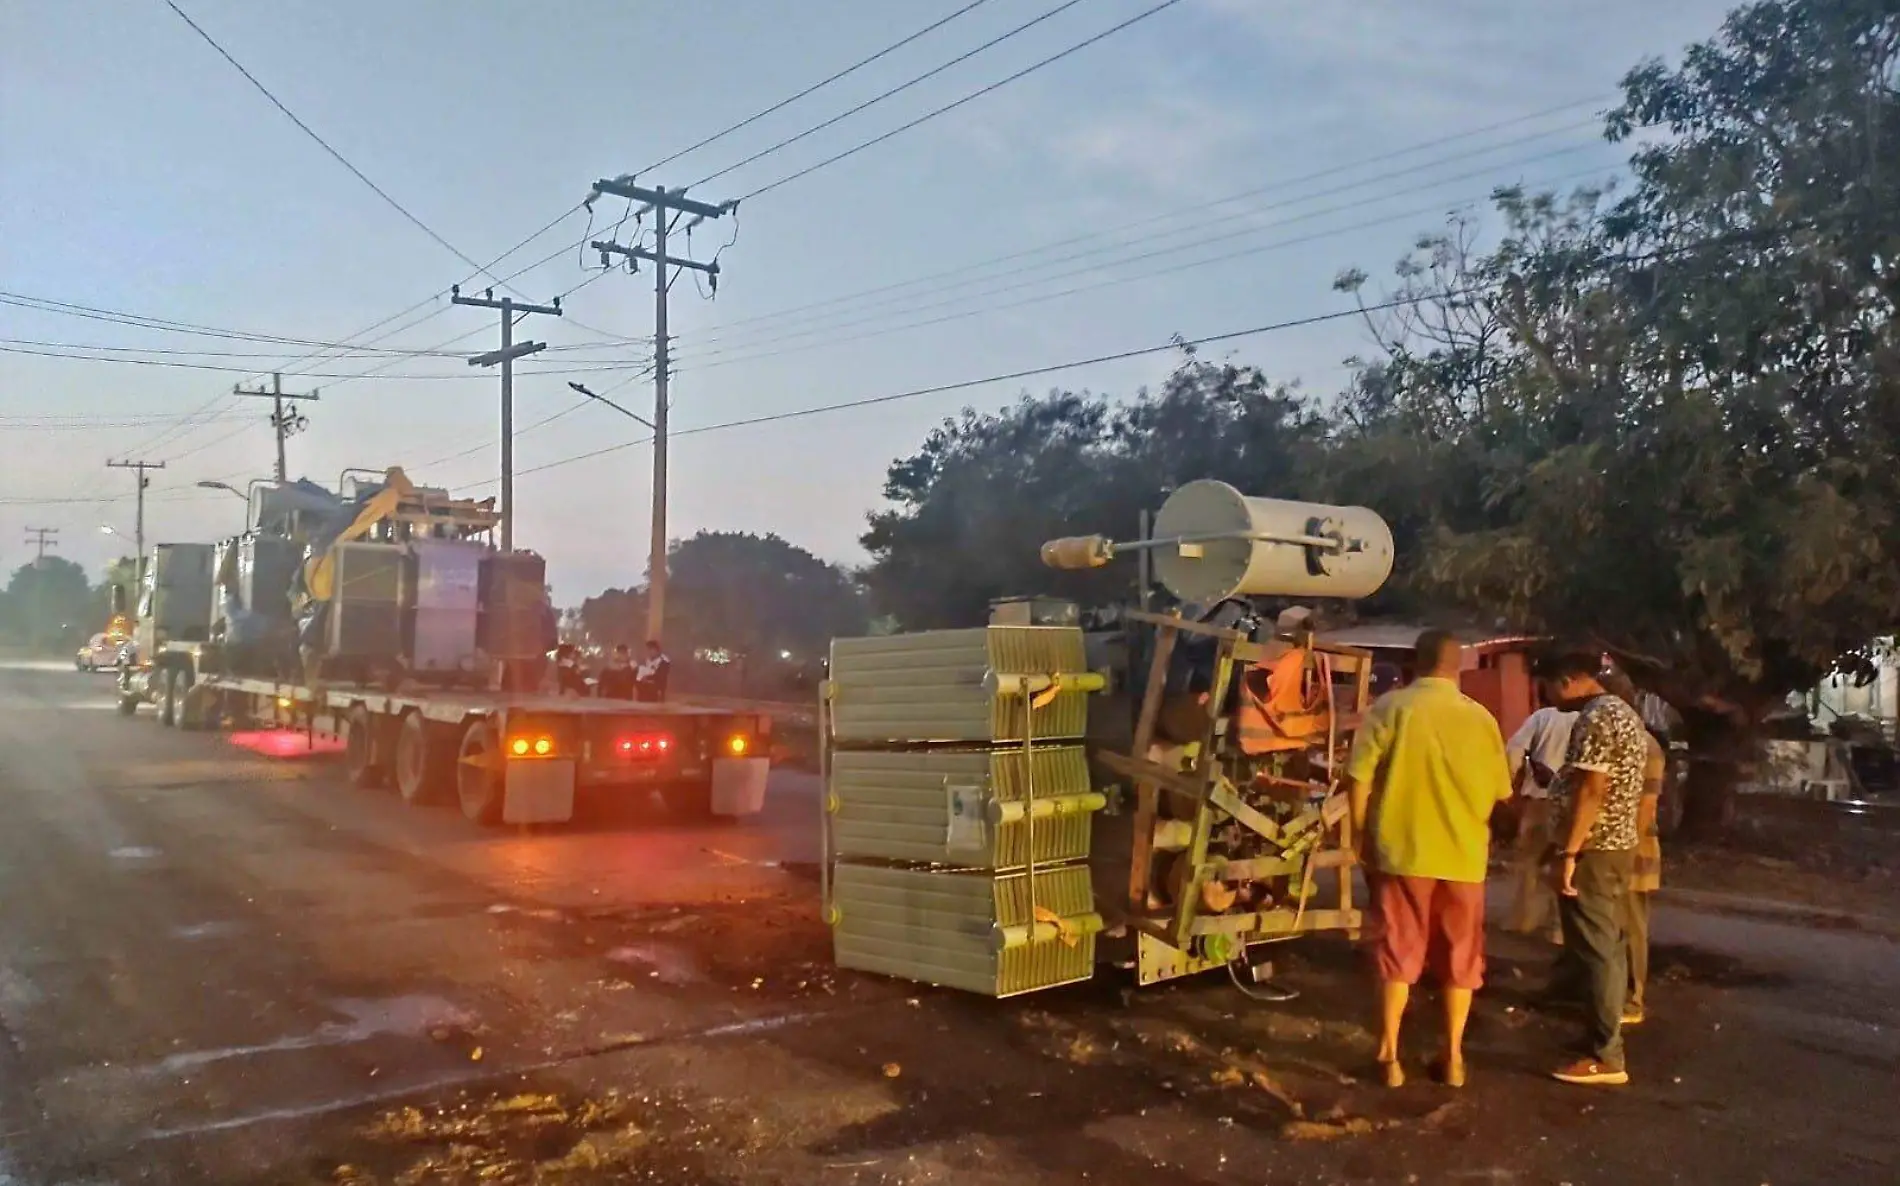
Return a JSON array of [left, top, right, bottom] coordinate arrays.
[[171, 922, 244, 941], [130, 996, 475, 1078], [107, 847, 160, 862]]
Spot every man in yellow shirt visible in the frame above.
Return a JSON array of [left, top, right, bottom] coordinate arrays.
[[1348, 629, 1513, 1088]]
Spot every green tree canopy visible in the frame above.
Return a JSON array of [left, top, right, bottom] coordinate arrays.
[[860, 356, 1329, 628], [1329, 0, 1900, 830], [578, 531, 867, 672], [861, 0, 1900, 833], [0, 557, 97, 649]]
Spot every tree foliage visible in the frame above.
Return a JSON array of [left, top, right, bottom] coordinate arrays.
[[860, 357, 1328, 628], [0, 557, 99, 649], [579, 531, 867, 688], [858, 0, 1900, 833]]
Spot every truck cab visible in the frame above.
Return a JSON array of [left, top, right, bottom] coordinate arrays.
[[116, 543, 216, 723]]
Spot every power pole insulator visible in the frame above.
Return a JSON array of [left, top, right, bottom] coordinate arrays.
[[233, 373, 319, 483]]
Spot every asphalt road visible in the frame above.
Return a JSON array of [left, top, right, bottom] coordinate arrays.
[[0, 658, 1893, 1185]]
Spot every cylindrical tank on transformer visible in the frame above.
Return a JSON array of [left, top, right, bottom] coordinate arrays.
[[1149, 479, 1393, 603]]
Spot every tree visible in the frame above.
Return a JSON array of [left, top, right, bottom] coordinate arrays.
[[0, 557, 97, 651], [577, 532, 867, 694], [663, 531, 867, 672], [577, 586, 644, 649], [1335, 0, 1900, 834], [861, 355, 1329, 628]]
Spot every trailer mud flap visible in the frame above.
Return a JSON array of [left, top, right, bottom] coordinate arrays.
[[711, 757, 769, 816], [505, 759, 576, 824]]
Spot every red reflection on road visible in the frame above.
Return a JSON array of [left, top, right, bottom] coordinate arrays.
[[227, 730, 344, 760]]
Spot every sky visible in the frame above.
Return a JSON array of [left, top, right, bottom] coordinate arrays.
[[0, 0, 1740, 602]]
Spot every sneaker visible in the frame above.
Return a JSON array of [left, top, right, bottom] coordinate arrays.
[[1552, 1057, 1629, 1086]]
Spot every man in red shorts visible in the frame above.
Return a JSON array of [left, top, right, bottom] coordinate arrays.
[[1348, 629, 1513, 1087]]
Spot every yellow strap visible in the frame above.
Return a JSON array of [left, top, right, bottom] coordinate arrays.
[[1033, 905, 1080, 948]]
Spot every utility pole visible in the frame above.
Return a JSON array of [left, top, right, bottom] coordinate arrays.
[[106, 460, 165, 594], [452, 286, 562, 553], [22, 526, 58, 566], [232, 373, 319, 483], [587, 176, 736, 644], [21, 528, 58, 650]]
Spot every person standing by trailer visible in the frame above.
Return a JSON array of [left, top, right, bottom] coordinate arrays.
[[1536, 650, 1650, 1087], [1598, 666, 1667, 1027], [548, 643, 589, 697], [1506, 702, 1576, 943], [1348, 629, 1514, 1090], [635, 640, 671, 703], [595, 644, 637, 700], [1623, 724, 1667, 1026]]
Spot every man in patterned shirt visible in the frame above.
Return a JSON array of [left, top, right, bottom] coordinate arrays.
[[1534, 649, 1649, 1086]]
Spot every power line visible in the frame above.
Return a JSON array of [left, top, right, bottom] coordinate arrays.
[[690, 101, 1609, 342], [163, 1, 624, 382], [419, 363, 655, 471], [122, 393, 241, 462], [161, 0, 502, 286], [159, 417, 263, 464], [681, 149, 1606, 370], [690, 0, 1094, 189], [644, 0, 998, 175], [273, 1, 1004, 383], [0, 415, 252, 432], [0, 490, 232, 507], [0, 342, 644, 380], [0, 292, 466, 355], [464, 289, 1467, 490], [735, 0, 1185, 202]]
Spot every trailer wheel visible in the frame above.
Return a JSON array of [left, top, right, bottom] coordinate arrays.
[[158, 669, 180, 728], [173, 672, 204, 731], [344, 704, 386, 788], [456, 720, 505, 826], [395, 713, 453, 807]]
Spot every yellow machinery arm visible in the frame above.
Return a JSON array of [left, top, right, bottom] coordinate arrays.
[[301, 467, 417, 603]]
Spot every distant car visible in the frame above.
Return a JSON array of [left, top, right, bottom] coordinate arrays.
[[75, 633, 126, 672]]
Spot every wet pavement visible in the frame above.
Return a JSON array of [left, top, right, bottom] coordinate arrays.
[[0, 658, 1893, 1184]]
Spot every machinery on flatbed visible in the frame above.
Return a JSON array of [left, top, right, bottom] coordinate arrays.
[[114, 467, 770, 827], [819, 480, 1394, 996]]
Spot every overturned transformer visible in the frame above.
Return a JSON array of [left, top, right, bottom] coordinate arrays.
[[820, 480, 1395, 995]]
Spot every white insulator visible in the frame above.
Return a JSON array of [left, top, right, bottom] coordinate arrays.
[[1150, 479, 1394, 603]]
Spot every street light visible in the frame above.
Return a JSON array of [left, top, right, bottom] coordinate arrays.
[[196, 480, 247, 501], [99, 524, 118, 537], [568, 381, 655, 429]]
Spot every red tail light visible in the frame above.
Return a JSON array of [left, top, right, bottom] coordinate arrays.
[[615, 732, 672, 760]]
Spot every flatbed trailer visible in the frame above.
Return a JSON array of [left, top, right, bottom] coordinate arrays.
[[123, 667, 772, 827]]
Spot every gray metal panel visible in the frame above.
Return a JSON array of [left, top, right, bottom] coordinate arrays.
[[828, 626, 1092, 744], [504, 758, 575, 824], [829, 746, 1096, 868], [148, 543, 216, 641], [829, 861, 1096, 997]]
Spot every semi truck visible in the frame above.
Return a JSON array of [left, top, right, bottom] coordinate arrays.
[[114, 468, 770, 827]]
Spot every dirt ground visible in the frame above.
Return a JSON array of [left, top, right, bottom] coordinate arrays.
[[0, 659, 1894, 1185]]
